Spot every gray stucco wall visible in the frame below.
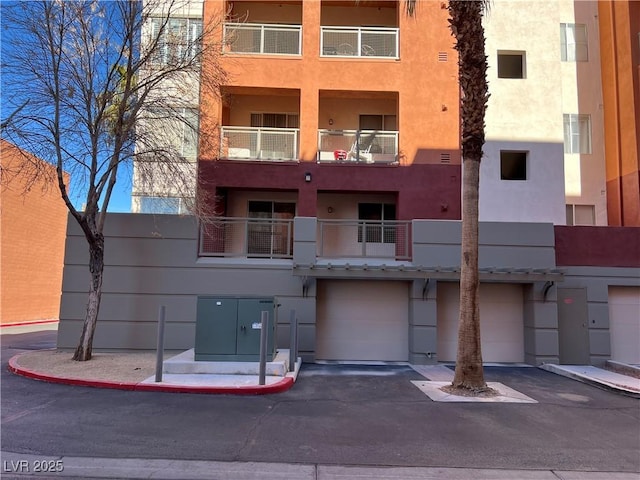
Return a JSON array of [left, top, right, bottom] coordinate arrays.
[[559, 267, 640, 366], [58, 215, 638, 367], [57, 214, 315, 359]]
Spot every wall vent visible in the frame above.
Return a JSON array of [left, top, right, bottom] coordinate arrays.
[[440, 153, 451, 164], [438, 52, 448, 62]]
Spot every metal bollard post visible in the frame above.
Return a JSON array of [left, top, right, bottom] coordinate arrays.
[[289, 310, 297, 372], [258, 311, 268, 386], [155, 305, 166, 383]]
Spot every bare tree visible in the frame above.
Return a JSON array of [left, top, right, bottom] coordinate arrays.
[[1, 0, 227, 361], [405, 0, 491, 392]]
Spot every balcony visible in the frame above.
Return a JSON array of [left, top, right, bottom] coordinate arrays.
[[221, 126, 299, 161], [223, 23, 302, 56], [200, 217, 294, 259], [198, 217, 411, 261], [318, 219, 411, 260], [317, 129, 398, 164], [321, 26, 399, 59]]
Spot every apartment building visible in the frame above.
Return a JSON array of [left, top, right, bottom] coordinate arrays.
[[57, 1, 639, 365], [130, 0, 204, 214]]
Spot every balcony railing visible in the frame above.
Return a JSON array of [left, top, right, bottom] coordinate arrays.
[[224, 23, 302, 55], [221, 126, 299, 161], [317, 129, 398, 163], [318, 219, 411, 260], [321, 26, 399, 58], [200, 217, 294, 259]]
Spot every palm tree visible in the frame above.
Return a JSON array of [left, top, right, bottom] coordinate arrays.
[[406, 0, 490, 391]]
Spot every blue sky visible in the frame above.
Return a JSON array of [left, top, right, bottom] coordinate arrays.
[[1, 0, 133, 214], [109, 183, 132, 212]]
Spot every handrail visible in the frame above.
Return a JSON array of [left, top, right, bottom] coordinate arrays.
[[317, 219, 410, 259], [320, 26, 399, 59], [221, 126, 300, 161], [224, 22, 302, 56], [199, 217, 294, 258]]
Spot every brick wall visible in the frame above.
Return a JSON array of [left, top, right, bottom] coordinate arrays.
[[1, 140, 69, 324]]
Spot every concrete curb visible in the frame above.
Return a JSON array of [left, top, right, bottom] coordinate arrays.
[[7, 353, 295, 395], [539, 364, 640, 399]]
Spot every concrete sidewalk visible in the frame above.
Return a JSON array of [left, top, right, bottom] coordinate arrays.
[[1, 451, 638, 480], [540, 364, 640, 398]]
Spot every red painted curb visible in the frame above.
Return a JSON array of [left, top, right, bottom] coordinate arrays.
[[7, 353, 295, 395], [1, 319, 59, 328]]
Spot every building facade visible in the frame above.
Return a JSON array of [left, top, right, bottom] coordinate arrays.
[[61, 0, 639, 365], [1, 140, 69, 325]]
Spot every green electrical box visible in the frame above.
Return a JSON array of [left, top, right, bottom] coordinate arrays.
[[194, 296, 277, 361]]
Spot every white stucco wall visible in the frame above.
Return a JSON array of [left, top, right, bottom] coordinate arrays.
[[481, 0, 606, 225], [481, 0, 566, 225]]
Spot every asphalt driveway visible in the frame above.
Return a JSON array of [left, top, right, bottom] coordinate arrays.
[[2, 330, 639, 474]]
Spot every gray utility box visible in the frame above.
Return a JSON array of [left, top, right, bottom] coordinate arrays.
[[195, 296, 277, 362]]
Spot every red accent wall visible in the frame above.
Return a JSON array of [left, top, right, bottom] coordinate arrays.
[[198, 160, 461, 220], [555, 226, 640, 267]]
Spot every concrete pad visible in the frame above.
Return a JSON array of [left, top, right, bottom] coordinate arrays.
[[411, 381, 537, 403], [163, 349, 290, 376], [0, 452, 316, 479], [140, 373, 285, 386], [411, 365, 455, 381], [318, 465, 559, 479], [540, 364, 640, 397], [555, 473, 640, 480]]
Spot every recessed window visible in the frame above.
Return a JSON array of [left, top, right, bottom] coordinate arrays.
[[250, 112, 299, 128], [563, 114, 591, 154], [500, 151, 527, 180], [560, 23, 588, 62], [358, 203, 396, 243], [497, 51, 525, 78], [148, 17, 203, 65], [566, 204, 595, 225], [139, 196, 187, 214]]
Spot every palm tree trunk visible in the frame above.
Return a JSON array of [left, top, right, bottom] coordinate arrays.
[[449, 0, 490, 390], [452, 157, 485, 388], [73, 237, 104, 361]]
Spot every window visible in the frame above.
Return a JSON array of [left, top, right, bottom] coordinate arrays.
[[250, 113, 299, 128], [497, 51, 525, 78], [358, 203, 396, 243], [500, 151, 527, 180], [563, 114, 591, 154], [566, 204, 595, 225], [560, 23, 588, 62], [247, 201, 295, 256], [359, 114, 397, 131], [149, 108, 199, 158], [139, 196, 188, 214], [149, 17, 203, 65]]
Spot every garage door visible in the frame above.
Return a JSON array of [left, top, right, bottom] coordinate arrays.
[[437, 283, 524, 363], [316, 280, 409, 362], [608, 286, 640, 364]]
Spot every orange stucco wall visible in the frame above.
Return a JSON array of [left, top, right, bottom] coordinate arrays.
[[201, 0, 460, 165], [0, 141, 69, 324], [598, 0, 640, 226]]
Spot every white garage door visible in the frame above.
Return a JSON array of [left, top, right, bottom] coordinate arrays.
[[437, 283, 524, 363], [316, 280, 409, 362], [609, 286, 640, 364]]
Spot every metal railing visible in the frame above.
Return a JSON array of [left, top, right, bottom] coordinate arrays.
[[318, 219, 410, 259], [321, 26, 399, 58], [224, 22, 302, 55], [317, 129, 398, 163], [200, 217, 294, 258], [221, 126, 299, 161]]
